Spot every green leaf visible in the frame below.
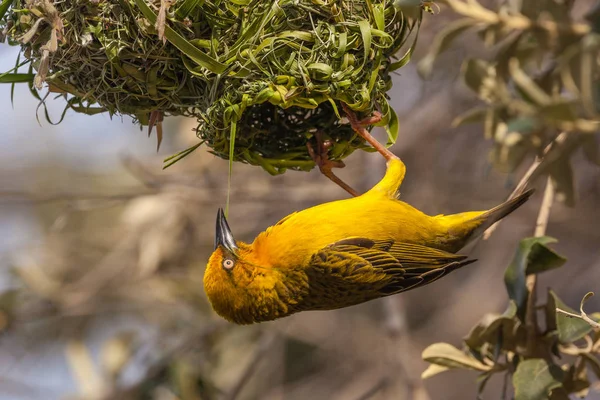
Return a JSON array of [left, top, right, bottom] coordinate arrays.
[[549, 156, 575, 207], [134, 0, 227, 74], [0, 0, 11, 21], [562, 359, 590, 397], [506, 117, 540, 136], [422, 343, 492, 372], [417, 19, 475, 78], [464, 301, 520, 352], [175, 0, 204, 19], [539, 101, 578, 123], [384, 106, 399, 146], [452, 107, 488, 128], [549, 290, 594, 343], [505, 237, 565, 320], [513, 359, 564, 400], [462, 59, 492, 97], [525, 241, 567, 275], [477, 371, 493, 398], [163, 142, 203, 169], [0, 73, 34, 83]]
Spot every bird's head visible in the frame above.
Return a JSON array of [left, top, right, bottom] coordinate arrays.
[[203, 209, 307, 324]]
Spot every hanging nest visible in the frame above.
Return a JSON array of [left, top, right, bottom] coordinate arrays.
[[1, 0, 423, 174]]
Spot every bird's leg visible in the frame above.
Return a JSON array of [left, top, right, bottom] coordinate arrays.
[[341, 103, 399, 162], [342, 103, 407, 197], [307, 131, 361, 197]]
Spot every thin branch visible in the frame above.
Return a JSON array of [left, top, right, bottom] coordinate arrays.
[[557, 308, 600, 329], [483, 132, 569, 240], [556, 291, 600, 330], [534, 177, 555, 237], [525, 176, 555, 357]]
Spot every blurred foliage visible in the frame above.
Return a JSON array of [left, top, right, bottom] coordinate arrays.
[[0, 0, 424, 174], [420, 0, 600, 398], [419, 0, 599, 206], [422, 236, 600, 399]]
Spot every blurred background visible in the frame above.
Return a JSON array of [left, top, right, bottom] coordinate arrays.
[[1, 2, 599, 400]]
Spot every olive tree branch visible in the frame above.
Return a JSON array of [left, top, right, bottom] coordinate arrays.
[[484, 132, 570, 240], [556, 292, 600, 330], [525, 176, 555, 357]]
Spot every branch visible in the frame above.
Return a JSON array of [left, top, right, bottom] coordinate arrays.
[[556, 309, 600, 330], [525, 176, 555, 357], [483, 132, 570, 240], [556, 292, 600, 330]]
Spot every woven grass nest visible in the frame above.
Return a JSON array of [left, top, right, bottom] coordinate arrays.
[[1, 0, 423, 174]]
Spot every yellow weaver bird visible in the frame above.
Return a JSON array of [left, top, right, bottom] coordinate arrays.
[[204, 106, 534, 324]]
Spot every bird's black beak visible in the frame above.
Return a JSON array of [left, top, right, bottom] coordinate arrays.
[[215, 208, 238, 253]]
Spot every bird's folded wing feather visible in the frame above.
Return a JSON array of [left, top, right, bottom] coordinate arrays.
[[309, 237, 476, 297]]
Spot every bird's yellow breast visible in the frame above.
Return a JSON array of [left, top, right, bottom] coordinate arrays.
[[251, 191, 448, 269]]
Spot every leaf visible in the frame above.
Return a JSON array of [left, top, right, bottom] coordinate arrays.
[[582, 353, 600, 380], [462, 59, 492, 97], [562, 358, 590, 397], [509, 58, 551, 106], [418, 19, 476, 78], [135, 0, 227, 74], [422, 343, 492, 372], [384, 106, 399, 146], [506, 117, 540, 136], [513, 359, 564, 400], [550, 290, 595, 343], [421, 364, 450, 379], [452, 107, 488, 128], [175, 0, 203, 19], [549, 387, 571, 400], [549, 156, 575, 207], [163, 142, 203, 169], [464, 301, 520, 352], [525, 241, 567, 275], [505, 237, 565, 320], [0, 73, 35, 83], [0, 0, 11, 21], [477, 371, 493, 398], [539, 101, 578, 123]]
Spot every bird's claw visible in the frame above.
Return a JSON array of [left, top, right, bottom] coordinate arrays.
[[307, 132, 359, 197], [358, 111, 382, 127]]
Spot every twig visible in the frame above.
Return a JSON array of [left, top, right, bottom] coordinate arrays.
[[556, 292, 600, 330], [557, 308, 600, 329], [525, 177, 555, 357], [483, 132, 569, 240], [224, 332, 277, 400], [534, 177, 555, 237]]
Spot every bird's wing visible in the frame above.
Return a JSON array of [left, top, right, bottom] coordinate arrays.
[[307, 237, 475, 303]]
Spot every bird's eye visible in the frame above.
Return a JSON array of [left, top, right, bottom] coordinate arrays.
[[222, 258, 235, 270]]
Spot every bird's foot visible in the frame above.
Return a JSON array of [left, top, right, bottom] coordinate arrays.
[[358, 111, 382, 127], [341, 103, 399, 162], [307, 131, 360, 197]]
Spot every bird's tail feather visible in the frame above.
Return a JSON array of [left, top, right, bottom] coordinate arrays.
[[468, 188, 535, 241]]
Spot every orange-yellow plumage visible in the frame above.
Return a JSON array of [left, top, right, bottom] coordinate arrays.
[[204, 158, 534, 324]]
